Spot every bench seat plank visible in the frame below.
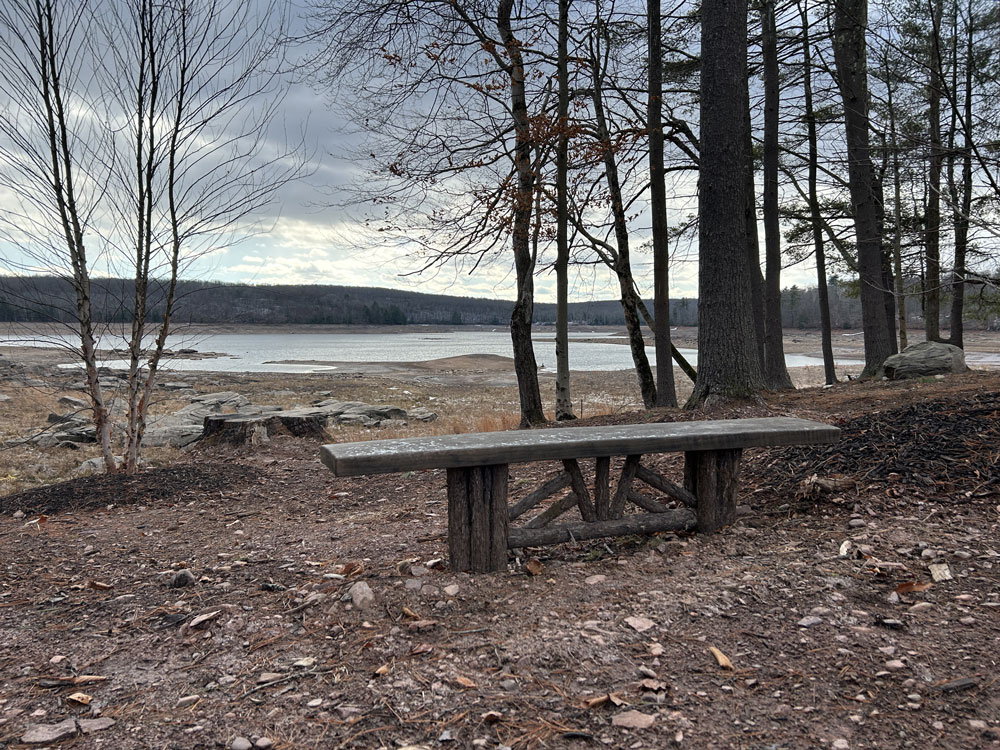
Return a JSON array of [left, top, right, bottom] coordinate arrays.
[[320, 417, 839, 477]]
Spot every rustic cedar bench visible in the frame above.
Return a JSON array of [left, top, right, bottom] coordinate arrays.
[[320, 417, 839, 573]]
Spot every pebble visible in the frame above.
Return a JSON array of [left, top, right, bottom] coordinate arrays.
[[175, 695, 200, 708], [585, 575, 607, 585], [169, 569, 197, 588], [885, 660, 906, 671], [968, 720, 988, 730], [349, 581, 375, 610], [78, 718, 116, 734], [231, 738, 253, 750], [959, 616, 975, 625], [797, 616, 823, 628], [307, 698, 323, 708], [21, 719, 78, 745], [848, 519, 867, 528], [12, 510, 24, 519], [908, 602, 933, 613], [255, 739, 274, 750], [443, 584, 460, 597], [832, 740, 850, 750]]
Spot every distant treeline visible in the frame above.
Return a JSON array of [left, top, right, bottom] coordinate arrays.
[[1, 275, 996, 329]]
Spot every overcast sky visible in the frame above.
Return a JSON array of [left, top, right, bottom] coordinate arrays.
[[0, 0, 826, 304]]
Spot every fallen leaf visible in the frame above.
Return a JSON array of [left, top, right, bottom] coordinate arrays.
[[481, 710, 502, 723], [67, 692, 92, 705], [188, 610, 220, 629], [88, 580, 113, 591], [611, 709, 655, 729], [638, 678, 668, 692], [524, 558, 543, 576], [401, 606, 421, 619], [337, 561, 364, 577], [454, 676, 477, 689], [407, 619, 438, 632], [374, 664, 390, 676], [896, 581, 933, 594], [708, 646, 733, 670], [624, 616, 655, 633], [581, 693, 627, 709], [410, 643, 434, 656]]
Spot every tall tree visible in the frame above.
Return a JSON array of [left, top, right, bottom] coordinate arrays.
[[554, 0, 574, 420], [798, 0, 837, 383], [687, 0, 764, 406], [648, 0, 677, 407], [761, 0, 794, 389], [832, 0, 894, 376], [923, 0, 944, 341]]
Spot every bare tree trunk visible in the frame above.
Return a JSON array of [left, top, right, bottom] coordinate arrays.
[[799, 0, 836, 384], [554, 0, 574, 420], [687, 0, 764, 406], [832, 0, 894, 377], [761, 0, 793, 390], [588, 26, 655, 407], [26, 0, 117, 470], [745, 116, 765, 373], [648, 0, 677, 407], [924, 0, 944, 342], [949, 0, 973, 349], [499, 0, 545, 427], [887, 75, 908, 350]]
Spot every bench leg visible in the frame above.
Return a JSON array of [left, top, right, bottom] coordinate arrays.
[[447, 464, 509, 573], [684, 449, 742, 532]]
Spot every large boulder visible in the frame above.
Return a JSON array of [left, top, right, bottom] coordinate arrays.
[[883, 341, 967, 380]]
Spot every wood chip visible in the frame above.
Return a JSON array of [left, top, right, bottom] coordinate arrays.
[[188, 610, 221, 629], [709, 646, 734, 670]]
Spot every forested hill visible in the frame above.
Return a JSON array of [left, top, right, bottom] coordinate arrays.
[[0, 275, 874, 328]]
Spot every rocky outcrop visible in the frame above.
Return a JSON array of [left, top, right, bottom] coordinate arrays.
[[37, 391, 439, 451], [883, 341, 968, 380]]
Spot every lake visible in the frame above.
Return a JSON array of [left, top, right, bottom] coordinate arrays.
[[2, 329, 864, 373]]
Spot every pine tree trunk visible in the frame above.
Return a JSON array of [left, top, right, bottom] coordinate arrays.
[[687, 0, 764, 406], [648, 0, 677, 407], [554, 0, 574, 420], [761, 0, 793, 390], [832, 0, 894, 377]]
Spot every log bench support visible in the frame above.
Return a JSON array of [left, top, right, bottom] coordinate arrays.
[[447, 464, 509, 573], [684, 449, 743, 532], [320, 417, 840, 574]]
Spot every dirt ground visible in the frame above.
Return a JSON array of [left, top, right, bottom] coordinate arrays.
[[0, 337, 999, 749]]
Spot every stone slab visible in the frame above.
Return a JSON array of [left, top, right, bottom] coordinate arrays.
[[321, 417, 840, 476]]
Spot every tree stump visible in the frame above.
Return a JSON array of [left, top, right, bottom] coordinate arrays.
[[447, 464, 509, 573], [684, 448, 742, 532]]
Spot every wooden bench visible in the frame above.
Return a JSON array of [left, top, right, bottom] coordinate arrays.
[[320, 417, 839, 572]]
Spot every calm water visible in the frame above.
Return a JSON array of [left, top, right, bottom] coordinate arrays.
[[2, 329, 865, 373]]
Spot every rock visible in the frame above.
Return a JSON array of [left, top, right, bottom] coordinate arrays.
[[832, 740, 850, 750], [847, 518, 867, 528], [443, 584, 460, 597], [797, 616, 824, 628], [142, 424, 204, 448], [611, 709, 655, 729], [58, 395, 89, 409], [908, 602, 933, 613], [585, 575, 607, 585], [175, 695, 200, 708], [191, 392, 250, 408], [169, 569, 197, 588], [255, 739, 274, 749], [624, 616, 655, 633], [0, 394, 11, 402], [349, 581, 375, 610], [407, 407, 438, 422], [231, 737, 254, 750], [78, 717, 116, 734], [968, 720, 988, 731], [883, 341, 967, 380], [22, 718, 78, 744], [885, 660, 906, 671]]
